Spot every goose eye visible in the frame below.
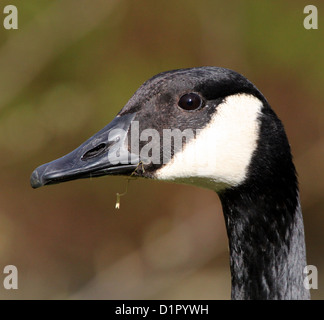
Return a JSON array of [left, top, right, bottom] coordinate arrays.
[[178, 93, 202, 111]]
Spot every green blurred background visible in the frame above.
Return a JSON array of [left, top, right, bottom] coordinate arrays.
[[0, 0, 323, 299]]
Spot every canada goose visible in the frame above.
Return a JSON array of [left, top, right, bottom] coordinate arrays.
[[30, 67, 310, 300]]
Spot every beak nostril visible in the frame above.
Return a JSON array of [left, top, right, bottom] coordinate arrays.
[[81, 137, 120, 161], [81, 143, 107, 161]]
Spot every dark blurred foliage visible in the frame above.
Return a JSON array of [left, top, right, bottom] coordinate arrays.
[[0, 0, 323, 299]]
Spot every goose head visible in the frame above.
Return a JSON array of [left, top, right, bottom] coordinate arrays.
[[31, 67, 269, 191]]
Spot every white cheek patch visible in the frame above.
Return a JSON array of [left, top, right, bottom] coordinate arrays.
[[155, 94, 263, 191]]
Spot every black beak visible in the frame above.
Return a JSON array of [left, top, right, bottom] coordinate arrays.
[[30, 113, 139, 189]]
